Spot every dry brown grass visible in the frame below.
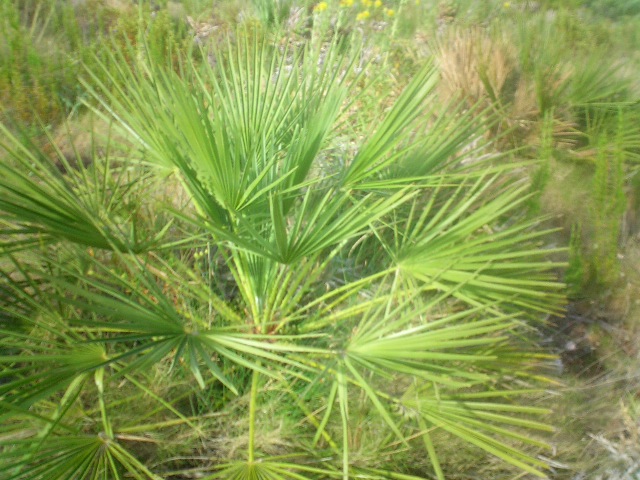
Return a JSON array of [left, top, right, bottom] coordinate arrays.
[[435, 26, 516, 109], [432, 26, 539, 148], [432, 26, 582, 153]]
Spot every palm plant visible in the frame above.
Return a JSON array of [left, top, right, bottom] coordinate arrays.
[[0, 31, 565, 480]]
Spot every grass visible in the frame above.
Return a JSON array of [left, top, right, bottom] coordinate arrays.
[[0, 0, 639, 479]]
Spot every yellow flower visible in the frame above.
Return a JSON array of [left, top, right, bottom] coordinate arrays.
[[384, 7, 394, 16], [374, 0, 382, 7], [313, 1, 328, 12], [340, 0, 354, 6], [503, 1, 511, 7], [361, 0, 372, 6], [356, 10, 371, 20]]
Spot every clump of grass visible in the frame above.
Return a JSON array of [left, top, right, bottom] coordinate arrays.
[[527, 110, 554, 214], [565, 223, 587, 298], [0, 0, 193, 130], [0, 1, 71, 124], [435, 26, 516, 109], [586, 0, 640, 18], [589, 134, 626, 287]]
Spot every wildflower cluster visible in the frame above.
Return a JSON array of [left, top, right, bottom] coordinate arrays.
[[313, 0, 396, 20], [314, 1, 329, 12]]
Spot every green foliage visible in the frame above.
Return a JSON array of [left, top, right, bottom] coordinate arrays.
[[0, 0, 190, 127], [0, 30, 566, 480], [589, 124, 627, 287], [109, 4, 190, 67], [565, 223, 586, 298], [0, 121, 176, 253], [0, 0, 69, 123], [251, 0, 295, 29], [528, 110, 554, 214], [516, 15, 572, 116], [585, 0, 640, 18]]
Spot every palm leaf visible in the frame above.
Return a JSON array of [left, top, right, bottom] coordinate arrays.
[[0, 122, 163, 253]]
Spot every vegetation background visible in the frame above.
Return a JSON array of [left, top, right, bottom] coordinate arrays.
[[0, 0, 639, 478]]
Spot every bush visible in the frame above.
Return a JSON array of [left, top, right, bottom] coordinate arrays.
[[0, 32, 566, 479]]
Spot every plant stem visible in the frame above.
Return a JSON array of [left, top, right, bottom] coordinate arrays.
[[337, 368, 349, 480], [96, 367, 114, 439], [248, 368, 260, 463], [419, 418, 444, 480]]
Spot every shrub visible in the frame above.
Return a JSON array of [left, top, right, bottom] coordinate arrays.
[[0, 32, 566, 479]]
